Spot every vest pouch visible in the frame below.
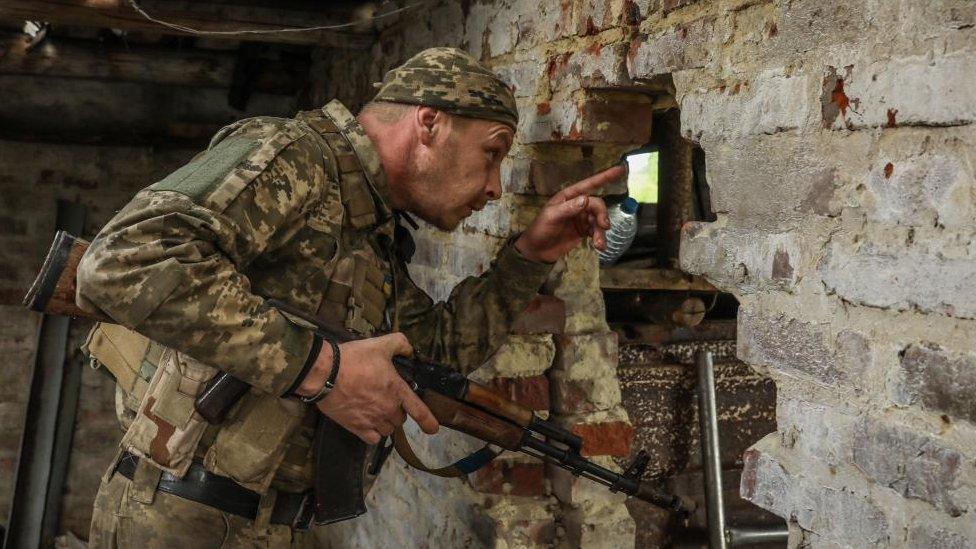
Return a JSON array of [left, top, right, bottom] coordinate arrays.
[[203, 392, 308, 493], [120, 348, 216, 476], [350, 253, 387, 331], [83, 323, 161, 425]]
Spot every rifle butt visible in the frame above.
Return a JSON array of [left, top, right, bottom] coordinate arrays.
[[23, 231, 105, 322]]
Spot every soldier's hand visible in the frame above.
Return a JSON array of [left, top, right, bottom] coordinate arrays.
[[306, 333, 440, 444], [515, 165, 625, 264]]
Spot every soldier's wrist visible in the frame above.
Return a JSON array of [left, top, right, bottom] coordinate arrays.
[[294, 337, 339, 399], [285, 334, 327, 397]]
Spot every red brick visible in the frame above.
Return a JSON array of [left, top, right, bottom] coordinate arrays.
[[571, 420, 634, 457], [575, 95, 653, 143], [551, 376, 598, 413], [528, 157, 596, 195], [523, 93, 654, 146], [485, 375, 550, 411], [471, 460, 547, 496], [511, 295, 566, 335]]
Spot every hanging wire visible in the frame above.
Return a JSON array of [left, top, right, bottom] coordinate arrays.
[[126, 0, 429, 36]]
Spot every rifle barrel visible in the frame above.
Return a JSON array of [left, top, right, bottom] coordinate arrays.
[[520, 435, 691, 516]]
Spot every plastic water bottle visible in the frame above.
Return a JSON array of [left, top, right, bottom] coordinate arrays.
[[598, 197, 639, 265]]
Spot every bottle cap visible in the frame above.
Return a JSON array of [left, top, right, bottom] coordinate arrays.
[[621, 197, 639, 214]]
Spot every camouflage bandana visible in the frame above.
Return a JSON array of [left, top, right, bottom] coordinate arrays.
[[371, 47, 518, 129]]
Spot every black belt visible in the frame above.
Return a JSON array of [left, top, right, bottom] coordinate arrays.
[[115, 452, 314, 530]]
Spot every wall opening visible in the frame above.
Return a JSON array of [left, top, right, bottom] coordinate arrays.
[[597, 88, 780, 547]]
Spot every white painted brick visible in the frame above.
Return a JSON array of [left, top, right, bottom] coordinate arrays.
[[524, 0, 576, 46], [501, 155, 533, 195], [627, 16, 714, 78], [486, 1, 520, 57], [550, 43, 631, 93], [826, 54, 976, 130], [852, 416, 974, 517], [462, 2, 492, 59], [493, 53, 547, 98], [778, 399, 857, 468], [543, 245, 609, 335], [518, 96, 579, 143], [680, 68, 816, 141], [680, 223, 803, 294], [742, 437, 892, 547], [820, 226, 976, 319], [861, 137, 974, 229], [736, 307, 840, 385]]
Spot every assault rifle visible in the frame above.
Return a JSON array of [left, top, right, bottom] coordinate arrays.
[[25, 231, 693, 523]]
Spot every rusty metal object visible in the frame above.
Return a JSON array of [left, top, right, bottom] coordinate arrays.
[[655, 109, 694, 269]]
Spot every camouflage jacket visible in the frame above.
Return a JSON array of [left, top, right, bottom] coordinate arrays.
[[76, 100, 553, 493]]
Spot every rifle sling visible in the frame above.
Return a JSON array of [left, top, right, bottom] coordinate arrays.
[[392, 426, 499, 478]]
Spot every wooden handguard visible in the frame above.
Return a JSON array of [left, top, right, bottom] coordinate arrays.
[[421, 391, 524, 450], [464, 382, 534, 427], [23, 231, 105, 321]]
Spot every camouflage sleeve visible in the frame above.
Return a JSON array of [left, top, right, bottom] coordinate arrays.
[[77, 124, 333, 396], [395, 238, 553, 375]]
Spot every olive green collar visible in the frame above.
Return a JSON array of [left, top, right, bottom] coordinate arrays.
[[321, 99, 395, 222]]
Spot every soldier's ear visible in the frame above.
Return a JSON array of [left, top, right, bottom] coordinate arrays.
[[416, 106, 439, 145]]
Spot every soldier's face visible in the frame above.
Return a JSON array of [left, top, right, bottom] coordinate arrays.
[[409, 114, 513, 230]]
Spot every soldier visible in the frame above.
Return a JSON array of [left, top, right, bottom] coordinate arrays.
[[77, 47, 624, 547]]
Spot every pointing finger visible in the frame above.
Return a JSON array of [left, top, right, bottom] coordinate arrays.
[[555, 165, 626, 202], [551, 195, 591, 224]]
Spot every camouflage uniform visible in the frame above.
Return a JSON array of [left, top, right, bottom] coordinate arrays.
[[79, 48, 551, 547]]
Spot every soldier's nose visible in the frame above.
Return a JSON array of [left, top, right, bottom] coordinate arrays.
[[486, 177, 501, 201]]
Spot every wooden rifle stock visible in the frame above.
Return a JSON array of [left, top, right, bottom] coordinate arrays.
[[23, 231, 106, 321]]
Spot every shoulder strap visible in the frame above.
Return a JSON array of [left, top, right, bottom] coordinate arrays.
[[296, 109, 378, 229]]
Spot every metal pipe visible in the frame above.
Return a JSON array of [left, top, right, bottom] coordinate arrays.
[[726, 526, 790, 546], [696, 350, 789, 547], [5, 200, 87, 549], [696, 350, 727, 549]]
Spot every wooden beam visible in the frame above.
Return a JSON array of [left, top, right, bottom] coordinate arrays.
[[612, 320, 737, 346], [0, 73, 298, 147], [0, 0, 374, 48], [0, 32, 307, 92], [600, 266, 717, 292]]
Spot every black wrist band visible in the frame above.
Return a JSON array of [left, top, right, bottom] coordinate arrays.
[[283, 334, 323, 398], [300, 337, 341, 405]]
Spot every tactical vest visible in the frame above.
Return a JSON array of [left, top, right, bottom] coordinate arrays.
[[84, 104, 400, 494]]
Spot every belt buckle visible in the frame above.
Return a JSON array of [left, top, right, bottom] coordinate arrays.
[[292, 492, 315, 531]]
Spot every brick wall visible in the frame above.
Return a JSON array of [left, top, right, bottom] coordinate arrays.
[[318, 0, 976, 547], [3, 0, 972, 545]]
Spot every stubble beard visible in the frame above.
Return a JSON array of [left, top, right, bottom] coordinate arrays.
[[405, 143, 464, 232]]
